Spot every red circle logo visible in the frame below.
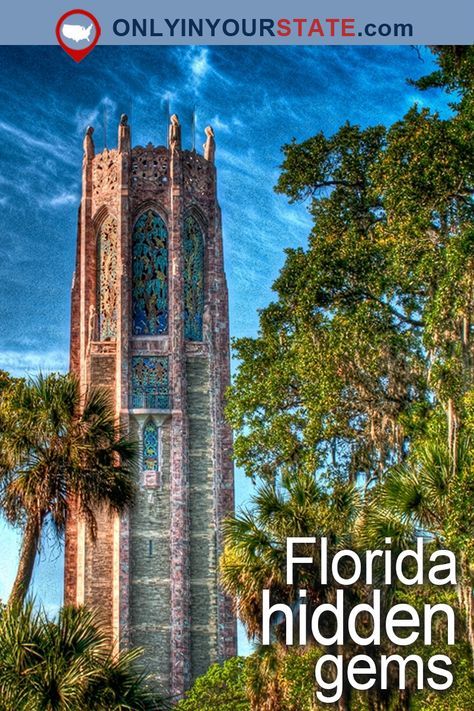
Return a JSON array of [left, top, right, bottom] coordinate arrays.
[[56, 9, 101, 63]]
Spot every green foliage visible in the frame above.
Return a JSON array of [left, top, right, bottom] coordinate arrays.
[[0, 370, 16, 397], [221, 471, 362, 638], [0, 602, 165, 711], [176, 657, 249, 710], [412, 654, 474, 710], [221, 465, 474, 709], [275, 647, 322, 710], [227, 46, 474, 491], [0, 372, 137, 533], [411, 46, 474, 101]]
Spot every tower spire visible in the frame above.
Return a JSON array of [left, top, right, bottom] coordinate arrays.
[[118, 113, 131, 153], [165, 98, 170, 147], [203, 125, 215, 162], [83, 125, 95, 160], [168, 113, 181, 151]]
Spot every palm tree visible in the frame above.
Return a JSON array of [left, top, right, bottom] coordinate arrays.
[[0, 373, 137, 607], [221, 471, 362, 635], [220, 471, 364, 710], [0, 602, 166, 710], [361, 428, 474, 664]]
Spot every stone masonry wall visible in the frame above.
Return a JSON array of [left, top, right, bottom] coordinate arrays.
[[129, 417, 172, 692], [187, 356, 218, 679]]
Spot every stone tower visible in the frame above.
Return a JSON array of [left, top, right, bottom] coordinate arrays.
[[64, 114, 236, 697]]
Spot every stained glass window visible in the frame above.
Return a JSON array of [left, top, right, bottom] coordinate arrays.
[[132, 210, 168, 336], [183, 215, 204, 341], [97, 215, 118, 340], [131, 356, 169, 409], [143, 418, 159, 471]]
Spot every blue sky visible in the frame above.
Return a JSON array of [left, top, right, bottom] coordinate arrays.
[[0, 45, 450, 644]]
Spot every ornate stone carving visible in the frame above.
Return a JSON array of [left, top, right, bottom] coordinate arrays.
[[97, 215, 118, 340], [131, 146, 169, 192], [185, 342, 208, 356], [169, 113, 181, 151], [92, 150, 118, 202], [183, 152, 213, 202], [131, 338, 169, 355], [90, 341, 116, 355]]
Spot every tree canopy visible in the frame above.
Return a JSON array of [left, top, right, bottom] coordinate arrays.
[[223, 46, 474, 711], [227, 46, 474, 488]]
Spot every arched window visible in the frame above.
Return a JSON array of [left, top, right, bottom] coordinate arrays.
[[143, 418, 159, 471], [132, 210, 168, 335], [97, 215, 118, 340], [183, 215, 204, 341]]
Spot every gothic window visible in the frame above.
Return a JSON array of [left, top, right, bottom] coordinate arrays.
[[143, 418, 159, 471], [183, 215, 204, 341], [132, 210, 168, 336], [131, 356, 169, 409], [97, 215, 118, 340]]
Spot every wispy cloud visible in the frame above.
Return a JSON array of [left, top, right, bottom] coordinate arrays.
[[189, 47, 210, 81], [0, 120, 71, 163], [48, 191, 79, 207], [208, 115, 230, 133], [0, 350, 69, 377], [73, 95, 118, 137]]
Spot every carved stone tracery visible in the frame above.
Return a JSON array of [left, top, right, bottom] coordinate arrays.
[[131, 145, 169, 191], [92, 150, 119, 203], [97, 215, 118, 340], [183, 152, 213, 202]]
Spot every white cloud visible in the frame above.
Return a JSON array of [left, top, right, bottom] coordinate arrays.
[[0, 350, 68, 377], [48, 191, 78, 207]]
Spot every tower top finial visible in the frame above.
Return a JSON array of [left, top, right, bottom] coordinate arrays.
[[83, 125, 95, 161], [203, 125, 215, 163], [169, 114, 181, 151], [118, 113, 131, 153]]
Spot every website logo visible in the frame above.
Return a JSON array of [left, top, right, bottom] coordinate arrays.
[[56, 9, 101, 62]]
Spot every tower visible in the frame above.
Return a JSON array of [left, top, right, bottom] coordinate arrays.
[[64, 114, 237, 697]]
